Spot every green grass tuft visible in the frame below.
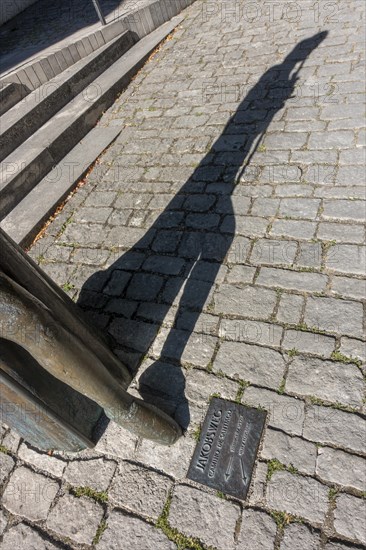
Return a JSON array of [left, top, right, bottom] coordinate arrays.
[[93, 519, 108, 544], [156, 496, 205, 550], [71, 486, 108, 503]]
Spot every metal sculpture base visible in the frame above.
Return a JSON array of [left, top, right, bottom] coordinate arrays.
[[0, 228, 181, 450]]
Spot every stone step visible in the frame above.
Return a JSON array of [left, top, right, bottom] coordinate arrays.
[[0, 30, 137, 162], [0, 81, 29, 116], [1, 127, 121, 247], [0, 0, 194, 91], [0, 15, 183, 220], [0, 15, 184, 241]]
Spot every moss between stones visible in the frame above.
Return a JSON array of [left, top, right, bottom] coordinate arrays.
[[156, 495, 207, 550]]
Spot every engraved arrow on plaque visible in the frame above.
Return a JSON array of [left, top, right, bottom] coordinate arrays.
[[224, 455, 234, 481], [240, 457, 248, 484]]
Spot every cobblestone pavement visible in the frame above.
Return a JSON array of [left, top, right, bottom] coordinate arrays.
[[1, 0, 366, 548]]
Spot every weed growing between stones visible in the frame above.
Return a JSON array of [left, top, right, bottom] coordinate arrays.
[[93, 519, 108, 544], [156, 495, 206, 550], [71, 485, 108, 503]]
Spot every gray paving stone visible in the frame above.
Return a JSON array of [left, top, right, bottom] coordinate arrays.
[[279, 198, 320, 219], [339, 336, 366, 362], [251, 239, 298, 266], [98, 511, 177, 549], [0, 523, 59, 550], [222, 215, 269, 237], [248, 461, 268, 506], [326, 244, 366, 275], [169, 484, 240, 549], [136, 433, 195, 480], [316, 447, 366, 492], [336, 165, 365, 185], [323, 200, 366, 222], [286, 356, 363, 407], [2, 466, 59, 521], [95, 422, 138, 459], [331, 276, 366, 300], [214, 341, 285, 389], [267, 471, 328, 524], [108, 318, 158, 353], [151, 327, 217, 367], [18, 444, 66, 477], [214, 284, 277, 319], [1, 430, 21, 453], [261, 428, 317, 475], [251, 198, 280, 217], [47, 493, 103, 545], [0, 451, 15, 484], [126, 273, 165, 300], [143, 255, 185, 275], [282, 330, 335, 357], [236, 509, 277, 550], [276, 293, 304, 325], [318, 222, 365, 243], [243, 387, 305, 436], [257, 267, 327, 293], [185, 368, 239, 404], [304, 296, 364, 337], [226, 265, 256, 284], [63, 458, 116, 492], [271, 219, 316, 239], [219, 319, 283, 347], [334, 494, 366, 545], [303, 405, 366, 453], [280, 523, 321, 550], [308, 131, 354, 149], [296, 242, 322, 268], [264, 132, 308, 149]]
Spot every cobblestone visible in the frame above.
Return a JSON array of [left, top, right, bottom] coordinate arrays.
[[326, 244, 366, 275], [169, 484, 240, 549], [243, 387, 305, 436], [304, 296, 364, 337], [0, 452, 14, 484], [214, 284, 277, 319], [63, 457, 116, 492], [18, 444, 66, 478], [280, 523, 321, 550], [236, 509, 277, 550], [316, 447, 366, 492], [0, 523, 59, 549], [286, 356, 364, 407], [276, 293, 304, 325], [98, 511, 177, 549], [257, 267, 327, 292], [2, 467, 59, 521], [261, 428, 317, 475], [47, 493, 103, 545], [333, 494, 366, 545], [282, 330, 335, 357], [303, 405, 366, 453], [214, 342, 286, 389], [267, 470, 329, 524]]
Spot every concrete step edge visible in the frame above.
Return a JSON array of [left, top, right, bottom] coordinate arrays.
[[0, 30, 137, 162], [1, 128, 121, 247]]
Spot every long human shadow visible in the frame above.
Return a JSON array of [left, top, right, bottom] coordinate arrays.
[[79, 32, 327, 432]]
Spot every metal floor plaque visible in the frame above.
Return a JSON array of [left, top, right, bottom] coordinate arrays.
[[187, 398, 267, 500]]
